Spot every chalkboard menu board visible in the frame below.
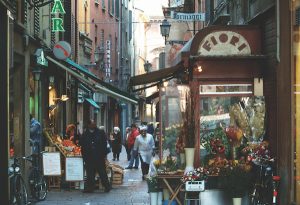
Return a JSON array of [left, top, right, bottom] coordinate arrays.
[[42, 152, 61, 176], [65, 157, 84, 181]]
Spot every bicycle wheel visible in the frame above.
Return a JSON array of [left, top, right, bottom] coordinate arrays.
[[29, 170, 47, 201], [11, 175, 28, 205]]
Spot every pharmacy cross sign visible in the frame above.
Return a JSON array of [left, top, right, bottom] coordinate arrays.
[[51, 0, 66, 32]]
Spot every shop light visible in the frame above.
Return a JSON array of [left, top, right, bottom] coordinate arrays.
[[53, 95, 69, 102]]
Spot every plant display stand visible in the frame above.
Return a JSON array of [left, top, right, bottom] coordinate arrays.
[[184, 180, 205, 205], [184, 192, 201, 205]]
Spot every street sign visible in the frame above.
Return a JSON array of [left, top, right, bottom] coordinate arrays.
[[53, 41, 72, 60]]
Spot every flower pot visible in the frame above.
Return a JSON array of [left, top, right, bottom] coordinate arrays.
[[163, 188, 170, 200], [232, 197, 242, 205], [184, 148, 195, 174], [157, 191, 163, 205], [179, 153, 185, 165], [150, 192, 158, 205]]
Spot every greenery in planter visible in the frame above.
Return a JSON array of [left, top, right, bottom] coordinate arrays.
[[219, 159, 252, 198], [146, 176, 161, 193]]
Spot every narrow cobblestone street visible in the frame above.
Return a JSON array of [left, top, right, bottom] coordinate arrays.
[[35, 147, 150, 205]]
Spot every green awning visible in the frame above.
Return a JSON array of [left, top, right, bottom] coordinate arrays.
[[84, 98, 100, 109], [46, 56, 138, 104]]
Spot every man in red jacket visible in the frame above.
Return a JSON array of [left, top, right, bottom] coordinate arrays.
[[125, 123, 140, 169]]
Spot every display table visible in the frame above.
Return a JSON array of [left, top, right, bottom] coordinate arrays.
[[157, 174, 184, 205]]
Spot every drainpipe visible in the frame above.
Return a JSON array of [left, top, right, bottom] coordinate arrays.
[[276, 0, 280, 62]]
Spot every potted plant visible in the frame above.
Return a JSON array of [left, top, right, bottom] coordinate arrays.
[[146, 176, 161, 205], [219, 159, 252, 205]]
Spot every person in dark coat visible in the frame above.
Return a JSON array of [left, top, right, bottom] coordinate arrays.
[[80, 120, 111, 193], [111, 127, 122, 161]]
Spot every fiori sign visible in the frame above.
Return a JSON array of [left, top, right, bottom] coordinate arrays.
[[51, 0, 66, 32], [198, 31, 251, 56]]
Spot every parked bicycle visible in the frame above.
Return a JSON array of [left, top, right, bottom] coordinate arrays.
[[249, 156, 280, 205], [9, 157, 29, 205], [25, 151, 48, 201]]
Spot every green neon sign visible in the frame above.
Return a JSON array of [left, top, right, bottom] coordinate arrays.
[[51, 0, 66, 32]]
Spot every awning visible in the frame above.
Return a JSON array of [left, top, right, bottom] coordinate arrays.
[[46, 56, 138, 104], [129, 64, 183, 87], [84, 98, 100, 109], [146, 91, 159, 104]]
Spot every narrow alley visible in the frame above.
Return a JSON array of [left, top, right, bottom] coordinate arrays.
[[36, 147, 150, 205]]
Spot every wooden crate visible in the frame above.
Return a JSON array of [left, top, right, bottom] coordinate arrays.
[[47, 176, 61, 190], [112, 172, 123, 185]]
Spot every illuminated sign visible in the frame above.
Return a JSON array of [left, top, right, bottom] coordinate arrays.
[[51, 0, 66, 32]]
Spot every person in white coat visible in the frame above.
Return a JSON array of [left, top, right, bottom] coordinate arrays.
[[133, 125, 155, 180]]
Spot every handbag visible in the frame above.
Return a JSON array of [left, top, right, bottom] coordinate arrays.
[[106, 141, 111, 154]]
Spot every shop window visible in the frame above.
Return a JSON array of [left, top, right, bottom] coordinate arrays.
[[199, 83, 254, 161]]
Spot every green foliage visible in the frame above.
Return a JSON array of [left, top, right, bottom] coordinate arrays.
[[146, 176, 160, 192], [163, 125, 181, 156], [201, 127, 230, 157], [219, 162, 252, 198]]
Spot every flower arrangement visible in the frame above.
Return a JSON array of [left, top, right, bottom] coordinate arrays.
[[219, 158, 252, 198], [159, 155, 178, 172], [146, 176, 160, 192], [181, 167, 209, 183], [241, 141, 271, 165], [225, 126, 243, 146], [202, 127, 230, 157], [206, 157, 229, 175], [175, 132, 185, 154]]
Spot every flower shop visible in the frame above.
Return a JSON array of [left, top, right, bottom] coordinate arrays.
[[148, 25, 280, 205]]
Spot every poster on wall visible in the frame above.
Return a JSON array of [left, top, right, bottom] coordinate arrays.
[[42, 152, 61, 176], [65, 157, 84, 181]]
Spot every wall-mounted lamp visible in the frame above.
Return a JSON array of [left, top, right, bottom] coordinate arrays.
[[32, 66, 42, 81], [160, 19, 171, 45], [49, 76, 54, 90], [53, 94, 69, 102]]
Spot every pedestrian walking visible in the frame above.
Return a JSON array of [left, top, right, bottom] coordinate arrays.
[[133, 125, 155, 180], [125, 123, 140, 169], [30, 114, 42, 154], [124, 127, 132, 161], [111, 127, 122, 161], [79, 120, 111, 193]]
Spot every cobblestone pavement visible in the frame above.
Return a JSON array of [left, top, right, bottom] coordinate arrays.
[[34, 146, 150, 205]]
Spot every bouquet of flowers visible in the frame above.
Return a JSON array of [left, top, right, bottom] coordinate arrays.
[[242, 141, 271, 165], [225, 126, 243, 146], [181, 167, 209, 183], [159, 155, 178, 173]]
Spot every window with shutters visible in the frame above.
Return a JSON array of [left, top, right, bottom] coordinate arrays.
[[100, 29, 105, 49], [102, 0, 106, 11], [34, 6, 40, 37], [115, 0, 119, 19], [108, 0, 110, 13]]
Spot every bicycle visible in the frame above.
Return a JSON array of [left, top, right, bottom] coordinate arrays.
[[9, 157, 29, 205], [24, 151, 48, 201], [249, 156, 280, 205]]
